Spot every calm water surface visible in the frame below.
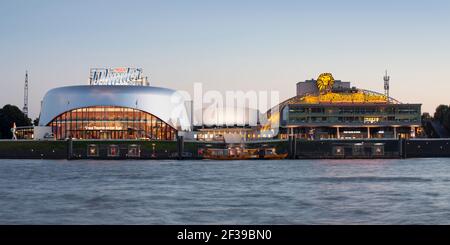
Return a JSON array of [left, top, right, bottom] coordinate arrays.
[[1, 158, 450, 224]]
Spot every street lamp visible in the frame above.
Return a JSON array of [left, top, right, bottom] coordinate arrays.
[[152, 143, 156, 158]]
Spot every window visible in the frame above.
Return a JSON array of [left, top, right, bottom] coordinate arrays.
[[87, 144, 99, 157], [311, 108, 324, 114], [372, 145, 384, 156], [127, 144, 141, 158], [47, 106, 176, 140], [398, 108, 418, 114], [333, 146, 344, 156], [108, 145, 120, 157], [352, 144, 364, 156]]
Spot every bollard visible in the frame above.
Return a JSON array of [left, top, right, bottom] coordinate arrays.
[[288, 136, 296, 159], [177, 136, 184, 160], [398, 136, 407, 159], [67, 138, 73, 160], [293, 136, 297, 159]]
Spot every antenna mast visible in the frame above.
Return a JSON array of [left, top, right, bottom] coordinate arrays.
[[383, 70, 390, 103], [23, 71, 29, 117]]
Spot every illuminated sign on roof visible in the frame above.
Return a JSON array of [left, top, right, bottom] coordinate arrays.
[[317, 73, 335, 93], [89, 68, 148, 86]]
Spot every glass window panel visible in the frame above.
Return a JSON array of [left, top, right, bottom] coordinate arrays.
[[47, 106, 176, 140]]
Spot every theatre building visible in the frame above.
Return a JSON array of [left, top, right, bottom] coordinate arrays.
[[275, 73, 422, 139], [37, 68, 191, 140]]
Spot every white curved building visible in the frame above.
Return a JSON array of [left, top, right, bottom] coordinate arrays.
[[197, 106, 260, 127], [39, 85, 191, 140]]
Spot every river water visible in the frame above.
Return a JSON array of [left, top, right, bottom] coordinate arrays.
[[0, 158, 449, 224]]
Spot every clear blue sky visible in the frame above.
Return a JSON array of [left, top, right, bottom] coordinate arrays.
[[1, 0, 449, 118]]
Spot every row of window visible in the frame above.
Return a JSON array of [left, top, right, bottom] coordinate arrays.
[[333, 145, 385, 156], [287, 116, 420, 124], [87, 144, 141, 157], [288, 106, 420, 115], [48, 106, 176, 140]]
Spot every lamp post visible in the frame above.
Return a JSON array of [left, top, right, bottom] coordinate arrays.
[[152, 143, 156, 158]]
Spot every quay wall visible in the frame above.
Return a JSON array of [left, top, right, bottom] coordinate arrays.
[[404, 139, 450, 158], [70, 140, 178, 160], [291, 139, 450, 159], [0, 140, 67, 159], [0, 138, 449, 160], [292, 139, 401, 159]]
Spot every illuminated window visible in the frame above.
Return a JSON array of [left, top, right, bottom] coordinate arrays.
[[87, 144, 98, 157], [372, 145, 384, 156], [364, 117, 380, 124], [108, 145, 120, 157], [333, 146, 344, 156], [48, 106, 176, 140], [128, 144, 140, 157]]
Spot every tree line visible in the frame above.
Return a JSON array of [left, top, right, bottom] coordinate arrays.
[[421, 104, 450, 138], [0, 104, 33, 139]]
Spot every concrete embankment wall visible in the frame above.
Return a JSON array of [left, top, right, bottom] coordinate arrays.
[[0, 139, 229, 160], [0, 140, 67, 159], [404, 139, 450, 158], [292, 139, 401, 159], [0, 138, 449, 160], [290, 138, 450, 159], [70, 140, 178, 159]]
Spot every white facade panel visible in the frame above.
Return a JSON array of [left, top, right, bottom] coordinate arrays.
[[39, 85, 191, 131]]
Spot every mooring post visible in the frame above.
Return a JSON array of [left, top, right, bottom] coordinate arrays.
[[293, 136, 297, 159], [288, 136, 292, 159], [398, 135, 404, 159], [288, 136, 296, 159], [403, 138, 407, 159], [67, 138, 73, 160], [177, 136, 184, 160]]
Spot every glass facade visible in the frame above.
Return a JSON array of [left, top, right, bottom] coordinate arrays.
[[48, 106, 176, 140]]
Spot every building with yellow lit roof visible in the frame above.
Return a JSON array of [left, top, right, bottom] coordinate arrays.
[[272, 73, 422, 139]]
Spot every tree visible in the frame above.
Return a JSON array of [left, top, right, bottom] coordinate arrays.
[[421, 112, 432, 122], [0, 104, 32, 139], [444, 108, 450, 131], [434, 105, 449, 124], [33, 117, 39, 126], [421, 112, 433, 137]]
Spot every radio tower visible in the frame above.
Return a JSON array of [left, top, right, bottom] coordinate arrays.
[[383, 70, 390, 103], [23, 71, 29, 117]]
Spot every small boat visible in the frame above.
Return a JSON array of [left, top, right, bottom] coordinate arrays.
[[263, 153, 288, 160], [261, 148, 288, 160]]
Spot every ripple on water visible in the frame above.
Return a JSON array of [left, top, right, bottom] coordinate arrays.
[[303, 176, 432, 183], [0, 158, 449, 224]]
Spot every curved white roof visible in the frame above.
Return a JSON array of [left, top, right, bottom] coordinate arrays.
[[195, 106, 260, 127], [39, 85, 191, 130]]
